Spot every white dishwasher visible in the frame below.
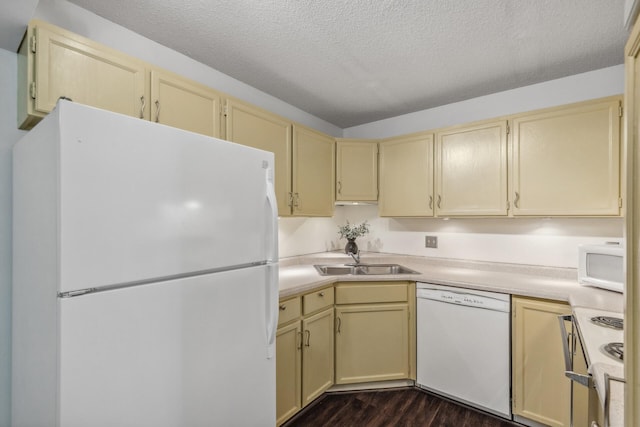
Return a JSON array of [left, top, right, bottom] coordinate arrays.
[[416, 282, 511, 419]]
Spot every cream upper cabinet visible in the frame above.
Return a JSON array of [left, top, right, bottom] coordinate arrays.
[[150, 70, 222, 138], [379, 132, 434, 217], [512, 296, 572, 427], [511, 97, 622, 216], [292, 125, 335, 217], [225, 98, 293, 216], [435, 120, 508, 216], [335, 139, 378, 202], [18, 20, 148, 129], [334, 281, 415, 385]]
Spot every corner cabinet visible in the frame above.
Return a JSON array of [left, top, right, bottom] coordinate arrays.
[[224, 98, 293, 216], [335, 139, 378, 202], [511, 97, 622, 216], [378, 132, 434, 217], [435, 120, 508, 216], [18, 20, 148, 129], [292, 125, 335, 216], [276, 289, 334, 426], [150, 70, 223, 137], [334, 281, 416, 384], [512, 296, 575, 427]]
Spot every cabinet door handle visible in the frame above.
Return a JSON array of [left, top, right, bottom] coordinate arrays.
[[337, 181, 342, 195], [437, 195, 442, 209], [429, 195, 433, 210], [514, 192, 520, 209], [293, 193, 300, 207], [154, 100, 160, 123], [279, 304, 286, 311], [304, 330, 311, 347], [336, 317, 341, 334], [297, 331, 302, 350], [139, 96, 146, 119], [287, 192, 293, 207]]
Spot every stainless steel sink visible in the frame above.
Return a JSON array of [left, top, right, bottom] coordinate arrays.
[[314, 263, 420, 276], [314, 265, 357, 275]]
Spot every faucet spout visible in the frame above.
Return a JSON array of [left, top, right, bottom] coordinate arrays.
[[347, 251, 360, 264]]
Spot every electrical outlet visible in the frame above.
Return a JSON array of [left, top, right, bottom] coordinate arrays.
[[425, 235, 438, 248]]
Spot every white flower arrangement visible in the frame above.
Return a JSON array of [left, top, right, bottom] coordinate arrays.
[[337, 220, 370, 240]]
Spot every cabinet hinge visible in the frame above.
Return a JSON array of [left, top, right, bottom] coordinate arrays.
[[30, 34, 36, 53], [619, 198, 623, 208], [506, 200, 510, 211], [29, 81, 36, 99], [506, 122, 510, 135]]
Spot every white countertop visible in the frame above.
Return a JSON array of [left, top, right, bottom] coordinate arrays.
[[278, 251, 625, 425]]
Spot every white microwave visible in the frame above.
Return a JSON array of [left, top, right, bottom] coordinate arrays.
[[578, 244, 624, 293]]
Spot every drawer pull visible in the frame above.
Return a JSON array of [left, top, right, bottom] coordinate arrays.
[[279, 304, 286, 311], [318, 292, 325, 297]]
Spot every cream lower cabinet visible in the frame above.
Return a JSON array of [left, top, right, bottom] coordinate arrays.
[[18, 20, 148, 130], [276, 288, 334, 426], [512, 296, 577, 427], [335, 139, 378, 202], [511, 97, 622, 216], [334, 281, 415, 384], [150, 70, 222, 137], [378, 132, 434, 217], [435, 120, 508, 216]]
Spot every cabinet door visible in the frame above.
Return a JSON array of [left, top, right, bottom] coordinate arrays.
[[379, 132, 434, 217], [30, 22, 147, 125], [225, 99, 293, 216], [511, 98, 621, 216], [150, 70, 222, 137], [335, 303, 409, 384], [512, 297, 571, 427], [292, 125, 335, 216], [435, 120, 508, 216], [276, 321, 302, 426], [336, 139, 378, 201], [301, 308, 334, 406]]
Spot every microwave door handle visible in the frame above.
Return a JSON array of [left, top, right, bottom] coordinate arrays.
[[557, 315, 592, 387]]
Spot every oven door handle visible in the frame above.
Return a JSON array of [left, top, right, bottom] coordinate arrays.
[[557, 314, 592, 387]]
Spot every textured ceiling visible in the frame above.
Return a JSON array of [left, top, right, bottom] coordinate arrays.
[[61, 1, 628, 127]]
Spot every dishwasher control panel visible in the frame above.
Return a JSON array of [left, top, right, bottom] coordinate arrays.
[[417, 285, 510, 312]]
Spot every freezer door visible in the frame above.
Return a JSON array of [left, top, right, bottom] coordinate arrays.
[[56, 102, 275, 292], [58, 266, 276, 427]]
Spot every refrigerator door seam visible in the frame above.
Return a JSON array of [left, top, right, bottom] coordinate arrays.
[[57, 261, 268, 298]]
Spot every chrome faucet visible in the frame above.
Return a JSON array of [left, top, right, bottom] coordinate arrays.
[[347, 250, 360, 265]]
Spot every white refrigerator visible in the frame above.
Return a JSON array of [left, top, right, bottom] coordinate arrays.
[[12, 101, 279, 427]]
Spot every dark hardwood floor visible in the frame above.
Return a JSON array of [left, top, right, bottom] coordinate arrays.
[[282, 387, 522, 427]]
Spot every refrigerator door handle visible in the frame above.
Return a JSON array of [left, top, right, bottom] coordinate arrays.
[[264, 163, 279, 359], [265, 164, 278, 262], [265, 262, 278, 359]]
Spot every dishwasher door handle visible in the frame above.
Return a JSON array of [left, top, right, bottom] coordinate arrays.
[[557, 314, 592, 387]]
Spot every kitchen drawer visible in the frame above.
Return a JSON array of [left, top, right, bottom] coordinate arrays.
[[278, 297, 301, 326], [335, 282, 409, 304], [303, 287, 334, 316]]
